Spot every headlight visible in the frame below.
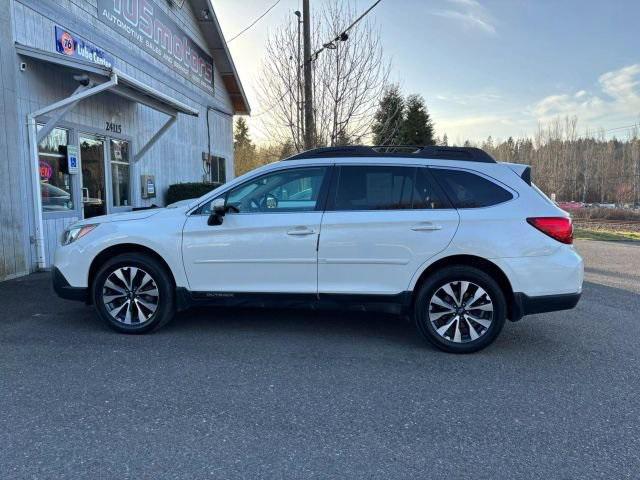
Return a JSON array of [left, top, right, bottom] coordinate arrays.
[[61, 224, 98, 246]]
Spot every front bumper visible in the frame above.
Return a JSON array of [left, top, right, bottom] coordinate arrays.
[[510, 291, 581, 321], [52, 267, 88, 302]]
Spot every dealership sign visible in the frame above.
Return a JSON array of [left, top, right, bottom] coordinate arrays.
[[97, 0, 214, 94], [55, 26, 114, 68]]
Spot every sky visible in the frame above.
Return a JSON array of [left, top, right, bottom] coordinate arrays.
[[213, 0, 640, 144]]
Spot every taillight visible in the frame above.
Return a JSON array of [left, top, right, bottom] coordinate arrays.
[[526, 217, 573, 244]]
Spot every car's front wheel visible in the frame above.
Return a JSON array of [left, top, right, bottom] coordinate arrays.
[[414, 266, 506, 353], [92, 253, 175, 333]]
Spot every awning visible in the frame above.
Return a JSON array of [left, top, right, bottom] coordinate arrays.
[[15, 44, 199, 117], [18, 44, 202, 270]]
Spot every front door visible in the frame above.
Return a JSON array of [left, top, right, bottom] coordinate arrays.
[[80, 136, 106, 218], [182, 166, 330, 293]]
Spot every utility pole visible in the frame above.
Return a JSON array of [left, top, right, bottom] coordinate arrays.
[[294, 10, 303, 150], [302, 0, 314, 149]]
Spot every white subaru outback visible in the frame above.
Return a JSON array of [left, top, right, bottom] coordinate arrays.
[[53, 146, 583, 353]]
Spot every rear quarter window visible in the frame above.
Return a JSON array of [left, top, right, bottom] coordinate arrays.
[[430, 169, 513, 208]]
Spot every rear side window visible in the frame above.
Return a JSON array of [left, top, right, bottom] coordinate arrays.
[[413, 168, 450, 209], [430, 169, 513, 208], [331, 166, 449, 211]]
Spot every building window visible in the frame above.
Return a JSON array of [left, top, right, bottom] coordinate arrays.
[[38, 126, 73, 212], [212, 156, 226, 184], [110, 139, 130, 207]]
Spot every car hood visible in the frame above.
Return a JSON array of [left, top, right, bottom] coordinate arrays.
[[74, 208, 166, 226]]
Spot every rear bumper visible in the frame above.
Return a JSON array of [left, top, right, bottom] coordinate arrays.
[[52, 267, 88, 302], [511, 292, 581, 321]]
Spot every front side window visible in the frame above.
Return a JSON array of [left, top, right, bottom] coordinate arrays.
[[201, 167, 327, 214], [430, 169, 513, 208], [110, 139, 130, 207], [38, 127, 73, 212], [331, 166, 448, 211]]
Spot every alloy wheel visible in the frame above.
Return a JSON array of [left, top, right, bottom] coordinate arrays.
[[102, 266, 160, 325], [428, 281, 494, 343]]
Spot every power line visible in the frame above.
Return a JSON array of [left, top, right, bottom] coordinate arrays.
[[227, 0, 282, 44], [310, 0, 383, 62], [252, 0, 385, 133], [603, 123, 639, 133]]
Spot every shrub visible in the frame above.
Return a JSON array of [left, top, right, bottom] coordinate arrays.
[[166, 182, 221, 205], [571, 207, 640, 221]]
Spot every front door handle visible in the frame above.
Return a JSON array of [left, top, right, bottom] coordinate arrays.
[[411, 223, 443, 231], [287, 227, 316, 236]]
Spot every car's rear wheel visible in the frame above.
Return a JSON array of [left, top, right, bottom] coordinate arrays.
[[414, 266, 506, 353], [92, 253, 175, 334]]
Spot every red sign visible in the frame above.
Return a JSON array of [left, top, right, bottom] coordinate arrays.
[[39, 160, 53, 180], [60, 31, 75, 56]]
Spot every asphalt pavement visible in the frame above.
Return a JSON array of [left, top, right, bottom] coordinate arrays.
[[1, 240, 639, 479]]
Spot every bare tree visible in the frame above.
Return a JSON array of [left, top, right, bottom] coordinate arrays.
[[458, 116, 640, 205], [257, 0, 390, 150]]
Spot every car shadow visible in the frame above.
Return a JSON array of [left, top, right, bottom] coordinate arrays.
[[164, 305, 428, 350], [4, 274, 638, 355], [158, 279, 636, 355], [492, 280, 639, 355]]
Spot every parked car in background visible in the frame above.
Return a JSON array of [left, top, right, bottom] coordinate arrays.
[[41, 182, 72, 212], [557, 201, 585, 212], [52, 146, 583, 353]]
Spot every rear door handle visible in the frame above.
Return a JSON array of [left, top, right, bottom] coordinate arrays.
[[411, 223, 442, 231], [287, 227, 316, 236]]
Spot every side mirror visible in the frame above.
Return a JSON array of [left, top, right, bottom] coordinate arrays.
[[207, 198, 226, 226], [212, 197, 226, 214]]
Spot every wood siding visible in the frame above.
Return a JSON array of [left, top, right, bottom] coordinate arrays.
[[0, 0, 238, 279], [0, 0, 31, 281]]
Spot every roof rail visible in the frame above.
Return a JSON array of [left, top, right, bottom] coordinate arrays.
[[284, 145, 496, 163]]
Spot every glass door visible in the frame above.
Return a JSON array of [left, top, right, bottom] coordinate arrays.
[[109, 139, 131, 209], [80, 135, 106, 218], [37, 127, 75, 213]]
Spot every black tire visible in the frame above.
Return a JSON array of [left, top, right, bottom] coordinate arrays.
[[92, 253, 175, 334], [414, 265, 506, 353]]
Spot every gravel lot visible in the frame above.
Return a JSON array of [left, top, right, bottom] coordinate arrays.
[[1, 239, 639, 479]]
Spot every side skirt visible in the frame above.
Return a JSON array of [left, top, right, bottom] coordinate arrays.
[[176, 288, 412, 315]]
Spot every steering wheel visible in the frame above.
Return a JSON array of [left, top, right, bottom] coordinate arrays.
[[260, 193, 278, 210]]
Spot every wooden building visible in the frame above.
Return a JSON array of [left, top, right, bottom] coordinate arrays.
[[0, 0, 250, 280]]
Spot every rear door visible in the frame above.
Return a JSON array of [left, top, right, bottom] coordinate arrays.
[[318, 165, 459, 295]]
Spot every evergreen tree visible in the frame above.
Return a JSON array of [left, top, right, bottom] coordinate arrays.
[[441, 133, 448, 146], [233, 117, 257, 175], [234, 117, 253, 151], [371, 84, 405, 146], [279, 139, 295, 159], [335, 130, 353, 146], [400, 94, 435, 146]]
